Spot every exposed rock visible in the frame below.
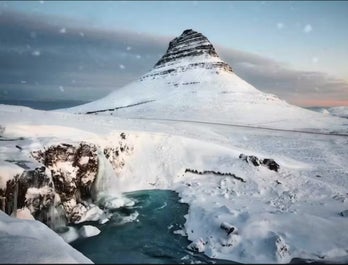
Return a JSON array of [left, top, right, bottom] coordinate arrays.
[[141, 29, 233, 81], [185, 168, 246, 183], [2, 137, 134, 229], [262, 158, 280, 172], [30, 142, 99, 223], [339, 210, 348, 217], [103, 133, 134, 173], [4, 166, 55, 223], [220, 222, 237, 235], [239, 154, 260, 166], [239, 154, 280, 172]]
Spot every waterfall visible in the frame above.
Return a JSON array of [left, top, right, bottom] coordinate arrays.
[[48, 204, 67, 233], [91, 148, 128, 209], [92, 149, 121, 202]]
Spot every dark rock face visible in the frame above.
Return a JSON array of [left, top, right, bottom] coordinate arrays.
[[154, 29, 219, 67], [4, 167, 55, 223], [1, 134, 134, 227], [262, 158, 280, 172], [141, 29, 233, 80], [31, 142, 99, 223], [239, 154, 280, 172]]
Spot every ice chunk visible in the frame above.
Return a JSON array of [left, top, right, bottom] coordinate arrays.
[[79, 225, 101, 238], [187, 238, 206, 252], [59, 226, 80, 243]]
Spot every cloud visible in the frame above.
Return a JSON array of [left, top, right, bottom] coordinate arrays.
[[216, 46, 348, 106], [0, 10, 347, 106]]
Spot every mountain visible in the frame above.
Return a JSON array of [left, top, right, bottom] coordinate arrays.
[[66, 29, 346, 133]]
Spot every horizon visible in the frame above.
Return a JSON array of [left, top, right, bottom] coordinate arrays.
[[0, 1, 347, 107]]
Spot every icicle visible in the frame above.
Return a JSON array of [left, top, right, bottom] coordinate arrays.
[[0, 196, 5, 212], [11, 181, 18, 217]]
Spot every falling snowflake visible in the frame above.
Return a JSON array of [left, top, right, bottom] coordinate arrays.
[[277, 23, 284, 30], [136, 54, 141, 59], [303, 24, 312, 33], [79, 32, 85, 37], [20, 80, 27, 84], [30, 31, 37, 38], [126, 46, 132, 51], [59, 86, 64, 92], [39, 0, 44, 4], [312, 57, 319, 63], [59, 28, 66, 34], [32, 50, 41, 56], [119, 64, 125, 69]]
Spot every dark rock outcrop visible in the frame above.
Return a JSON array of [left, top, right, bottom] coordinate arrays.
[[2, 133, 134, 227], [239, 154, 280, 172], [184, 168, 246, 183], [4, 167, 55, 223], [31, 142, 99, 223]]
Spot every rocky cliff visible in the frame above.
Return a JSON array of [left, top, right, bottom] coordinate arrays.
[[0, 132, 134, 228]]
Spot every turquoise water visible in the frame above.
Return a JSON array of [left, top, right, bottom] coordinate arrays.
[[71, 190, 236, 264]]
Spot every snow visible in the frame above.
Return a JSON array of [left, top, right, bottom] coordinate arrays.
[[0, 104, 347, 263], [79, 225, 101, 238], [61, 58, 347, 135], [0, 211, 92, 263], [327, 106, 348, 119], [15, 207, 35, 220], [0, 161, 24, 189], [76, 204, 104, 223]]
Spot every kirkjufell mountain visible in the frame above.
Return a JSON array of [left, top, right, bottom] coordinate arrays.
[[67, 29, 345, 132]]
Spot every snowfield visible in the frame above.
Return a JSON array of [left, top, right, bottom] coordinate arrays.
[[0, 104, 347, 263], [0, 211, 92, 263]]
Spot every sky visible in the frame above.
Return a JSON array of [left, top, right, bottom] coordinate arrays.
[[0, 0, 347, 107]]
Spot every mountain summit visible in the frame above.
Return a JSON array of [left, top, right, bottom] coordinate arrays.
[[141, 29, 232, 80], [65, 29, 345, 132]]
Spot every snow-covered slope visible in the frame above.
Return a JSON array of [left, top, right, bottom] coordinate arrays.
[[1, 105, 348, 263], [0, 211, 92, 263], [65, 29, 347, 133]]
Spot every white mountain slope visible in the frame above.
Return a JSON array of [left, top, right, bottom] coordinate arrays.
[[66, 29, 347, 133]]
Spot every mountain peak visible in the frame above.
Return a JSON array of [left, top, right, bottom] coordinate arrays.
[[141, 29, 232, 80], [154, 29, 220, 68]]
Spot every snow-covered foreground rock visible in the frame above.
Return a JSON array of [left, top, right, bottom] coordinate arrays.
[[0, 104, 347, 263], [0, 211, 92, 263]]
